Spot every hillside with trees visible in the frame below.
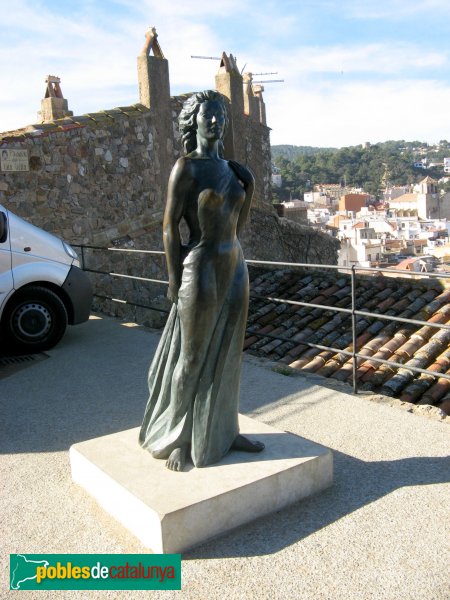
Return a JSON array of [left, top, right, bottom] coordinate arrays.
[[271, 140, 450, 201]]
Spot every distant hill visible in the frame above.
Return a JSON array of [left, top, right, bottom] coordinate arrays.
[[272, 140, 450, 160], [270, 140, 448, 200], [271, 145, 338, 160]]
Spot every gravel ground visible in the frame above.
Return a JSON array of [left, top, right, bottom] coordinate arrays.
[[1, 314, 449, 600]]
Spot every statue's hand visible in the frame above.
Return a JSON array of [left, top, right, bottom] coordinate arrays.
[[228, 160, 255, 191], [167, 283, 179, 304]]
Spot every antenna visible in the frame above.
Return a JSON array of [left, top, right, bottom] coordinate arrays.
[[190, 56, 283, 85], [191, 55, 221, 60], [253, 79, 284, 84]]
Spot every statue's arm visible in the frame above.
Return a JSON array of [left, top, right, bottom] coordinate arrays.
[[163, 159, 188, 303], [229, 161, 255, 235]]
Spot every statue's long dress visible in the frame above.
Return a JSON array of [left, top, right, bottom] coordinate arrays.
[[139, 166, 248, 467]]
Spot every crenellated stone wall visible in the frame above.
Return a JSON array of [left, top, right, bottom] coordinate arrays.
[[0, 45, 339, 326]]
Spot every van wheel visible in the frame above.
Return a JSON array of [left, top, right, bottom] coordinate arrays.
[[3, 286, 68, 352]]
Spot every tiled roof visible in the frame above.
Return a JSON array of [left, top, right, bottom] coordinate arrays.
[[384, 239, 404, 248], [389, 193, 418, 203], [328, 215, 347, 228], [0, 103, 151, 141], [245, 267, 450, 413], [341, 193, 370, 199], [395, 257, 422, 268], [0, 96, 192, 141]]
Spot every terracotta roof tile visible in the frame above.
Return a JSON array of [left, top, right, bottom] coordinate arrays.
[[301, 354, 330, 372], [245, 266, 450, 410], [420, 369, 450, 404], [289, 348, 322, 369]]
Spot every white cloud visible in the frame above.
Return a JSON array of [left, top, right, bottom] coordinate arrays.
[[265, 43, 447, 79], [113, 0, 244, 20], [342, 0, 450, 19], [267, 79, 450, 147], [0, 0, 226, 131], [0, 1, 220, 131], [1, 0, 449, 149]]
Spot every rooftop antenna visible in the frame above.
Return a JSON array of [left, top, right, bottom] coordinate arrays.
[[191, 56, 283, 85], [245, 71, 283, 85], [252, 79, 284, 84]]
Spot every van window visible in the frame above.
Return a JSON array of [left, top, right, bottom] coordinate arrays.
[[0, 212, 7, 243]]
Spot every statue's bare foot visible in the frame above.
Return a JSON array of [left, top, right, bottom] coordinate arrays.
[[166, 446, 187, 471], [231, 434, 265, 453]]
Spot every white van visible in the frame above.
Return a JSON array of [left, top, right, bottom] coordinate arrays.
[[0, 204, 92, 352]]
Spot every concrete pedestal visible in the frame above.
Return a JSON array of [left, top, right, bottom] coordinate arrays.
[[70, 415, 333, 553]]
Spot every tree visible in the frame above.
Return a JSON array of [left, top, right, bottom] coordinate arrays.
[[271, 140, 442, 201]]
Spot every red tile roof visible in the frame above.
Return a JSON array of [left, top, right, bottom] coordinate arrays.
[[245, 267, 450, 414], [390, 193, 417, 203], [395, 258, 422, 269]]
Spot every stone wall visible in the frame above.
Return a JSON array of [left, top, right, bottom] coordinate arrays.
[[0, 105, 175, 325], [244, 208, 340, 263], [0, 107, 166, 246]]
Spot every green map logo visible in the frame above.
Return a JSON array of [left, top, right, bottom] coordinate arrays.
[[10, 554, 181, 590], [10, 555, 50, 590]]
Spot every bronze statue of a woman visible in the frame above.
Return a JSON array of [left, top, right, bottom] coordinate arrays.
[[139, 90, 264, 471]]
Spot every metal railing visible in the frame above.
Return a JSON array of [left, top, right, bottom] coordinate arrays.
[[73, 244, 450, 395], [74, 244, 170, 314]]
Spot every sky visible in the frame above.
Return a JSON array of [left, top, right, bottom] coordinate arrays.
[[1, 0, 449, 148]]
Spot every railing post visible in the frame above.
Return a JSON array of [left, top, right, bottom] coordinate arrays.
[[351, 264, 358, 394], [80, 245, 85, 271]]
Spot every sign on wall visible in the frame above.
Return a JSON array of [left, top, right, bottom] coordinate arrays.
[[1, 149, 29, 172]]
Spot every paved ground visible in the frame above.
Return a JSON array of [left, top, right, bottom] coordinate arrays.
[[1, 314, 449, 599]]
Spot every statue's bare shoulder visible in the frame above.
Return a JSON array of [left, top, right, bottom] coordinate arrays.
[[169, 156, 196, 188]]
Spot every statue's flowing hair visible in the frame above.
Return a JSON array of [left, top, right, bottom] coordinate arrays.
[[179, 90, 228, 155]]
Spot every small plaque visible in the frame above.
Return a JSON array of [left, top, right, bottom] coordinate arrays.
[[1, 149, 29, 172]]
